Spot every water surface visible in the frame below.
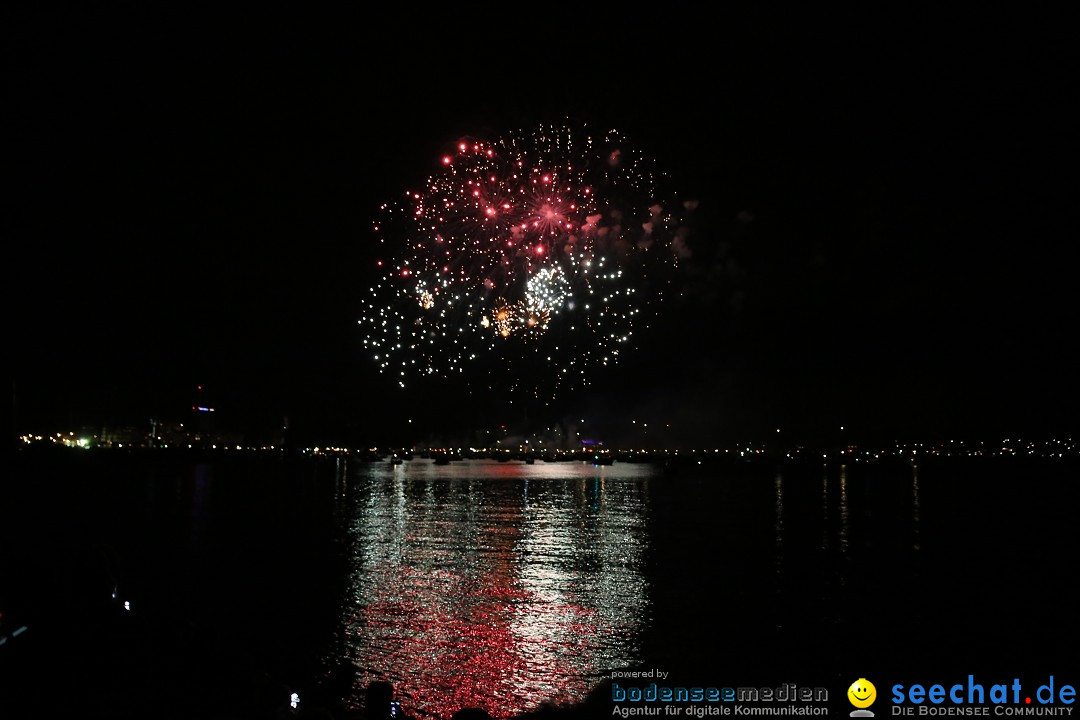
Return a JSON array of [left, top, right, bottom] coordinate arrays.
[[3, 453, 1076, 719], [328, 461, 655, 716]]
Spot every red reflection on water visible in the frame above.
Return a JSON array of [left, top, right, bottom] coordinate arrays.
[[347, 502, 602, 718], [331, 467, 652, 718]]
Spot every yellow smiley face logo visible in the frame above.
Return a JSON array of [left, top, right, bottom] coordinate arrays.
[[848, 679, 877, 708]]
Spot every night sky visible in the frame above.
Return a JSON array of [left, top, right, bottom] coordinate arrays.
[[8, 7, 1077, 446]]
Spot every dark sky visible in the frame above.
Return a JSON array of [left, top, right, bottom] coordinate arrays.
[[7, 7, 1077, 446]]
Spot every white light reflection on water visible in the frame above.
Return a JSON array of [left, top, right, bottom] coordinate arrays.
[[328, 460, 655, 718]]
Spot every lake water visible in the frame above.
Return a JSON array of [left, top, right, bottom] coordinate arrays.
[[2, 453, 1076, 718], [327, 461, 655, 716]]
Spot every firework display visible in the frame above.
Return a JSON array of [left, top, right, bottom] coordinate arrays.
[[360, 125, 689, 399]]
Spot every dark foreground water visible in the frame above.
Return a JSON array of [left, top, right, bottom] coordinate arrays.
[[1, 452, 1077, 718]]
